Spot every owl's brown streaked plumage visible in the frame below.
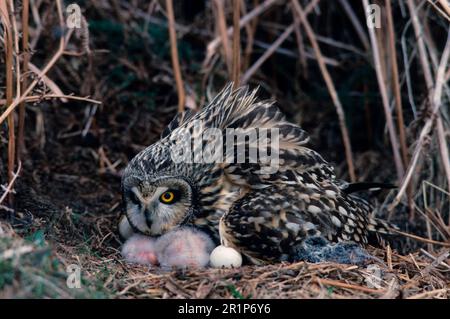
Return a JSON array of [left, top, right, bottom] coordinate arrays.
[[121, 84, 396, 264]]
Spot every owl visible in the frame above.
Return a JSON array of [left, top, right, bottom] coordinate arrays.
[[121, 84, 396, 265]]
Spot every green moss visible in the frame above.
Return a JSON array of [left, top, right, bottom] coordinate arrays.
[[0, 235, 114, 298], [0, 260, 15, 289]]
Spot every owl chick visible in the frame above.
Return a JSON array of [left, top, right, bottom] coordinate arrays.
[[121, 84, 397, 265], [121, 227, 214, 268], [121, 234, 158, 265]]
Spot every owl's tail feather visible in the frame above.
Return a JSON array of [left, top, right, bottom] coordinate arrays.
[[367, 217, 399, 247], [368, 217, 399, 235]]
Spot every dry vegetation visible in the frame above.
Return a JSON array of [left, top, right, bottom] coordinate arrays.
[[0, 0, 449, 299]]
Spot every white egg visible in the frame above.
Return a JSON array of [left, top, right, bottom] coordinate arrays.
[[209, 245, 242, 268]]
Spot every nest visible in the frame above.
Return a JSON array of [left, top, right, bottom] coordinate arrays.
[[93, 247, 450, 299]]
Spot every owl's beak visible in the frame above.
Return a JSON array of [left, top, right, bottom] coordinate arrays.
[[144, 209, 153, 229]]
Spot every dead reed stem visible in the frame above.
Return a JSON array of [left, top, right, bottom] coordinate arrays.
[[407, 288, 448, 299], [405, 0, 450, 197], [291, 0, 356, 182], [386, 0, 414, 216], [241, 0, 319, 83], [391, 27, 450, 210], [0, 162, 22, 206], [436, 117, 450, 197], [292, 9, 308, 79], [391, 228, 450, 247], [232, 0, 241, 88], [314, 277, 386, 294], [8, 0, 23, 203], [338, 0, 370, 51], [386, 0, 408, 169], [407, 0, 433, 88], [27, 62, 67, 102], [166, 0, 185, 113], [214, 0, 233, 76], [17, 0, 29, 162], [1, 95, 101, 105], [427, 0, 450, 21], [2, 1, 15, 203], [241, 24, 295, 83], [242, 0, 259, 71], [204, 0, 278, 67], [0, 5, 74, 125], [363, 0, 404, 182], [436, 0, 450, 18]]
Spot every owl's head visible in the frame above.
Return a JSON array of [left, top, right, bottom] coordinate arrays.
[[122, 172, 196, 236], [121, 139, 222, 237]]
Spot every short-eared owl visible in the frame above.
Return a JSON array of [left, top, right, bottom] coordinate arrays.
[[121, 84, 395, 264]]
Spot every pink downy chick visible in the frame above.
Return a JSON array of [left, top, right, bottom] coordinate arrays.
[[121, 234, 159, 265], [155, 228, 215, 268], [121, 228, 215, 268]]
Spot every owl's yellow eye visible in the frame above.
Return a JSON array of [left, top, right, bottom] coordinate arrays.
[[160, 191, 175, 204]]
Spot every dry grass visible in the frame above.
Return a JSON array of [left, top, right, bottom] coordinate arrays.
[[166, 0, 185, 112], [107, 247, 450, 299], [0, 0, 449, 298], [1, 219, 448, 299]]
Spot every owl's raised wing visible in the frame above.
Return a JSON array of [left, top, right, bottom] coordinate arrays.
[[161, 109, 195, 139], [161, 84, 336, 186], [214, 85, 336, 181]]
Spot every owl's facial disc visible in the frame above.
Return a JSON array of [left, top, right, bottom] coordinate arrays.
[[123, 177, 193, 236]]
